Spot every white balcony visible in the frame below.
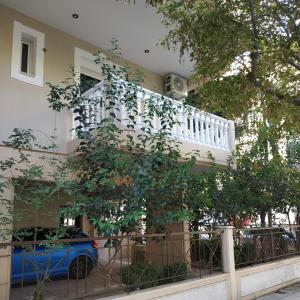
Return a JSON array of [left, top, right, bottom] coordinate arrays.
[[71, 81, 235, 165]]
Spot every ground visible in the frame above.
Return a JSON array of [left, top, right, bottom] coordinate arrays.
[[258, 282, 300, 300]]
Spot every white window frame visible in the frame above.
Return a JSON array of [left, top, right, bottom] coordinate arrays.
[[74, 47, 105, 83], [74, 47, 124, 82], [11, 21, 45, 86]]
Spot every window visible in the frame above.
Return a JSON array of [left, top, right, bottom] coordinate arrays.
[[74, 47, 124, 85], [21, 38, 35, 75], [59, 206, 81, 228], [80, 73, 101, 94], [11, 21, 44, 86]]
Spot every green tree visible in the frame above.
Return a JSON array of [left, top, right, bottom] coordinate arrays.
[[121, 0, 300, 134], [0, 42, 201, 240], [0, 43, 206, 298]]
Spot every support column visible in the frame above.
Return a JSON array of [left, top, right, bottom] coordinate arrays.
[[0, 179, 14, 300], [220, 226, 237, 300]]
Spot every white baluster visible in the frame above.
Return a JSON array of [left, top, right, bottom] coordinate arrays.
[[189, 110, 195, 141], [119, 98, 125, 126], [176, 105, 182, 139], [214, 119, 220, 147], [224, 121, 229, 149], [183, 108, 189, 139], [153, 103, 158, 132], [218, 120, 224, 148], [85, 101, 90, 130], [171, 102, 178, 137], [195, 111, 200, 142], [205, 115, 210, 144], [210, 118, 215, 146], [143, 93, 149, 130], [156, 98, 161, 131], [200, 113, 205, 143], [136, 91, 143, 128]]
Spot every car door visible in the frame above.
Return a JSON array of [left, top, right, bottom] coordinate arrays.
[[11, 228, 52, 284], [12, 244, 50, 284]]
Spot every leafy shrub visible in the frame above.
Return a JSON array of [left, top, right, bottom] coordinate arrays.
[[121, 261, 161, 291], [162, 261, 188, 283], [121, 261, 189, 291], [191, 239, 222, 267], [234, 241, 255, 267]]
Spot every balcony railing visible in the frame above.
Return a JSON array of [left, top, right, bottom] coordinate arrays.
[[72, 81, 235, 152]]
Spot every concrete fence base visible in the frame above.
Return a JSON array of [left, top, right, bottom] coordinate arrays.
[[104, 227, 300, 300], [105, 255, 300, 300]]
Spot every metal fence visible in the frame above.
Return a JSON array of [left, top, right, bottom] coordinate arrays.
[[234, 225, 300, 268], [4, 230, 223, 300]]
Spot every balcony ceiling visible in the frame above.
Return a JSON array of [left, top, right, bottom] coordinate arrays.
[[0, 0, 194, 78]]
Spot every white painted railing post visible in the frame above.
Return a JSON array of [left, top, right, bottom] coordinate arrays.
[[177, 105, 184, 139], [136, 92, 143, 128], [228, 120, 236, 153], [195, 111, 200, 141], [183, 111, 189, 140], [214, 119, 220, 148], [72, 80, 235, 153], [143, 93, 150, 130], [220, 226, 237, 300], [189, 110, 195, 141], [210, 117, 215, 146], [171, 103, 178, 137], [200, 113, 205, 143], [205, 114, 210, 144]]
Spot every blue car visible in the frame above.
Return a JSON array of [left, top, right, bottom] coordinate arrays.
[[11, 227, 98, 284]]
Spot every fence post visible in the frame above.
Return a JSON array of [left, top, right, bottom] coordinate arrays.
[[220, 226, 237, 300]]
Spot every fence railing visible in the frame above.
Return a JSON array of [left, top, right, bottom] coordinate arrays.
[[5, 230, 223, 300], [234, 225, 300, 268], [72, 81, 235, 152], [5, 225, 299, 300]]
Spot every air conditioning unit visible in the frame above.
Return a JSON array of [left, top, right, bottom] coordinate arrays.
[[164, 73, 188, 100]]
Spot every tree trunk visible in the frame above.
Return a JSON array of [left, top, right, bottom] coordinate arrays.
[[260, 210, 266, 227], [267, 209, 272, 227]]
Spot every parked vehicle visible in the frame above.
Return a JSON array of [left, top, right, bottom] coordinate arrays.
[[238, 227, 296, 244], [11, 227, 98, 284]]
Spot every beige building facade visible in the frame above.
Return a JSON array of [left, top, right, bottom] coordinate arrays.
[[0, 3, 235, 299]]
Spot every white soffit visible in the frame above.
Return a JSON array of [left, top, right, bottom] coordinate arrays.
[[0, 0, 194, 78]]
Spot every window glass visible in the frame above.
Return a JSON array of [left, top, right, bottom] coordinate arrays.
[[80, 73, 101, 94], [21, 42, 29, 73]]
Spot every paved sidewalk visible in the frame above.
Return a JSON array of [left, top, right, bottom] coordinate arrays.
[[258, 282, 300, 299]]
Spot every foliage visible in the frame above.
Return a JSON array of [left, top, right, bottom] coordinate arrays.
[[117, 0, 300, 228], [199, 120, 300, 227], [191, 238, 222, 267], [0, 41, 202, 241], [234, 241, 256, 267], [121, 260, 188, 291], [162, 261, 188, 283], [154, 0, 300, 134], [121, 261, 161, 291], [119, 0, 300, 135], [46, 43, 202, 236], [0, 41, 206, 298]]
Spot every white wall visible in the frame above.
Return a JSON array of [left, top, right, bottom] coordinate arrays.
[[105, 274, 230, 300], [0, 4, 164, 154], [237, 256, 300, 299], [104, 256, 300, 300]]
